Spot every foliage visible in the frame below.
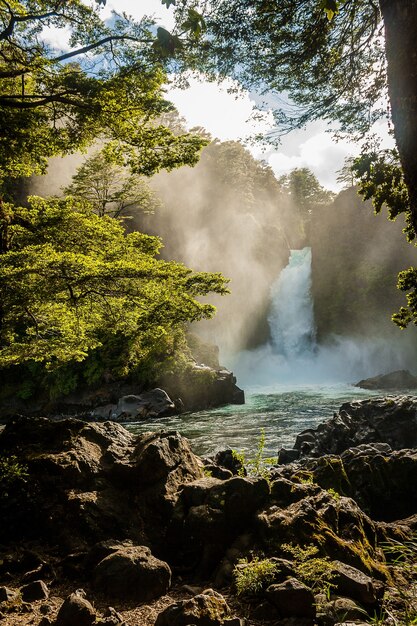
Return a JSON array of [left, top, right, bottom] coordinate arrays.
[[232, 429, 275, 480], [351, 150, 417, 331], [64, 148, 161, 219], [281, 543, 334, 593], [380, 538, 417, 625], [0, 455, 28, 497], [0, 196, 228, 370], [279, 168, 334, 215], [172, 0, 386, 139], [0, 1, 207, 184], [233, 556, 279, 597]]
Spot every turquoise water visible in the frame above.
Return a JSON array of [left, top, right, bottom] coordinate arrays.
[[126, 384, 379, 458]]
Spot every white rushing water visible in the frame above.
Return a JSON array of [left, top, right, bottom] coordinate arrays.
[[268, 247, 316, 357]]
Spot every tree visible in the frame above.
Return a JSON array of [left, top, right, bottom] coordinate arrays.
[[336, 156, 357, 190], [171, 0, 417, 237], [278, 168, 334, 214], [0, 196, 228, 370], [0, 1, 207, 184], [64, 148, 161, 219]]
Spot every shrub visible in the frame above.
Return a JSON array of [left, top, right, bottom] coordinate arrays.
[[233, 556, 279, 597]]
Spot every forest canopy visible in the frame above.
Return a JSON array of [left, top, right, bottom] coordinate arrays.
[[0, 0, 229, 399]]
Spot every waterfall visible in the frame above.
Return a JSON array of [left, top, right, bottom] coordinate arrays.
[[268, 248, 316, 357], [227, 244, 417, 387]]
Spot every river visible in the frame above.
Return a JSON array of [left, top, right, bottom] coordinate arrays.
[[127, 383, 378, 458]]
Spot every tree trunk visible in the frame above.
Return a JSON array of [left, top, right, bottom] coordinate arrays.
[[380, 0, 417, 236]]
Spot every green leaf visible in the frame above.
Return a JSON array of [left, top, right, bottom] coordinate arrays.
[[181, 8, 206, 38], [320, 0, 339, 20]]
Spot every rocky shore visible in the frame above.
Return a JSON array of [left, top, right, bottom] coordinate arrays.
[[1, 395, 417, 625]]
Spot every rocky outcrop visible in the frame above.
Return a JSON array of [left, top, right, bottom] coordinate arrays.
[[356, 369, 417, 390], [91, 388, 176, 421], [0, 416, 203, 550], [278, 396, 417, 461]]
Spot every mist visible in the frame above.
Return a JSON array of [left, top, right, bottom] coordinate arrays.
[[24, 138, 417, 387]]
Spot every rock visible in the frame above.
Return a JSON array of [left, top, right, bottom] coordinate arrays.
[[265, 578, 315, 618], [300, 446, 417, 521], [155, 589, 230, 626], [0, 416, 202, 550], [20, 579, 49, 601], [251, 601, 280, 620], [55, 589, 96, 626], [278, 448, 300, 464], [331, 560, 384, 607], [93, 545, 171, 602], [0, 586, 17, 602], [168, 476, 270, 575], [99, 606, 125, 625], [356, 370, 417, 390], [327, 596, 368, 623], [163, 365, 245, 411], [256, 490, 384, 576], [116, 389, 176, 421], [292, 396, 417, 458], [213, 449, 246, 476]]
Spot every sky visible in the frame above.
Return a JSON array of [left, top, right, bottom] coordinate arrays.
[[45, 0, 394, 192]]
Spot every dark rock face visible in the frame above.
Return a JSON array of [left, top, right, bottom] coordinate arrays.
[[93, 544, 171, 602], [167, 476, 270, 577], [0, 416, 203, 549], [155, 589, 230, 626], [356, 370, 417, 390], [283, 396, 417, 460], [300, 446, 417, 522]]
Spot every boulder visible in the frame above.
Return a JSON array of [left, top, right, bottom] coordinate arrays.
[[92, 389, 176, 422], [93, 545, 171, 602], [55, 589, 96, 626], [155, 589, 230, 626], [256, 490, 385, 576], [330, 560, 384, 607], [356, 370, 417, 390], [20, 579, 49, 601], [167, 476, 270, 576], [265, 578, 315, 618]]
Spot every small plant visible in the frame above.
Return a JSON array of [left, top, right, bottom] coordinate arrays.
[[327, 487, 341, 501], [232, 429, 275, 480], [233, 556, 279, 597], [281, 543, 335, 593], [0, 455, 29, 498], [381, 537, 417, 625]]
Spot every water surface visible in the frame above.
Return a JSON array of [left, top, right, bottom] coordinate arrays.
[[127, 384, 379, 458]]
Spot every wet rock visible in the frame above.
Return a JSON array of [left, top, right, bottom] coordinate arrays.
[[155, 588, 230, 626], [20, 579, 49, 601], [355, 370, 417, 391], [265, 578, 315, 618], [93, 545, 171, 602], [55, 589, 96, 626]]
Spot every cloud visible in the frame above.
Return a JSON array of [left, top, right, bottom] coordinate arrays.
[[167, 75, 275, 142]]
